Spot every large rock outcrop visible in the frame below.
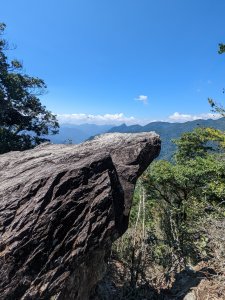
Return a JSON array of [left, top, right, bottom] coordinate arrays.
[[0, 132, 160, 300]]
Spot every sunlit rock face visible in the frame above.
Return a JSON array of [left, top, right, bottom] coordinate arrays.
[[0, 132, 160, 300]]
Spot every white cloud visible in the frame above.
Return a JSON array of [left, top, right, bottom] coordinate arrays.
[[168, 112, 221, 122], [56, 111, 221, 126], [57, 113, 138, 125], [135, 95, 148, 104]]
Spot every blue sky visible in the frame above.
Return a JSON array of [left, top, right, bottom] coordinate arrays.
[[1, 0, 225, 125]]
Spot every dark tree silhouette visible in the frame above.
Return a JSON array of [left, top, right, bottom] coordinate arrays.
[[0, 22, 59, 154]]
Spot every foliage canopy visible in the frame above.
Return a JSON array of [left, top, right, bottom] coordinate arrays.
[[0, 22, 59, 154], [114, 127, 225, 291]]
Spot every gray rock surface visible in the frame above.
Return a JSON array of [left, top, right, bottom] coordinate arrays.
[[0, 132, 160, 299]]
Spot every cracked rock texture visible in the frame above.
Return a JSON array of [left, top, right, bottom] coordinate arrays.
[[0, 132, 160, 300]]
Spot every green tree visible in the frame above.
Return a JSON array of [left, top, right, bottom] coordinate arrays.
[[218, 43, 225, 54], [0, 23, 59, 154], [113, 128, 225, 292], [173, 127, 225, 163], [142, 128, 225, 267]]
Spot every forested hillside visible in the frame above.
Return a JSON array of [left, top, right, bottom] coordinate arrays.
[[108, 118, 225, 160], [93, 126, 225, 299]]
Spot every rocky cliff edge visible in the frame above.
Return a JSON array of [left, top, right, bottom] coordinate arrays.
[[0, 132, 160, 300]]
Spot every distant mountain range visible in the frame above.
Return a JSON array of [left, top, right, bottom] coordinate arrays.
[[47, 124, 113, 144], [107, 118, 225, 160], [48, 118, 225, 160]]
